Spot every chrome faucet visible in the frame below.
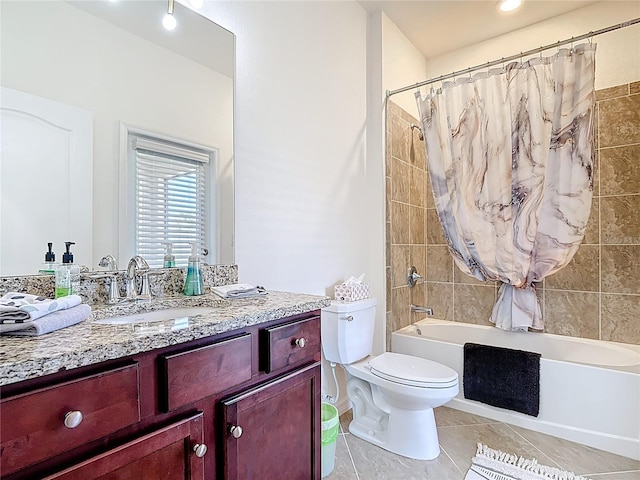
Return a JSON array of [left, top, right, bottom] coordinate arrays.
[[98, 254, 118, 271], [125, 255, 150, 301], [410, 304, 433, 315]]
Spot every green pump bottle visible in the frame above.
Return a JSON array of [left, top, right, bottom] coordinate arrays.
[[183, 242, 204, 296]]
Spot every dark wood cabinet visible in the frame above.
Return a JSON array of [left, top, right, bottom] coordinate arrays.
[[42, 413, 206, 480], [221, 363, 321, 480], [0, 310, 321, 480]]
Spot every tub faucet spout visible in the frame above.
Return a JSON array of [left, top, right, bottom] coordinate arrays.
[[410, 304, 433, 315]]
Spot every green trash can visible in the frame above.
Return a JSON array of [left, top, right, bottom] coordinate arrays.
[[321, 403, 340, 477]]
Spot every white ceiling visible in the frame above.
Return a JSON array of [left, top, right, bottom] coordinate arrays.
[[359, 0, 599, 59]]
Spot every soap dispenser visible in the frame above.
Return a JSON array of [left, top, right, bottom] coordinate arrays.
[[162, 242, 175, 268], [183, 242, 204, 296], [55, 241, 80, 298], [39, 243, 57, 274]]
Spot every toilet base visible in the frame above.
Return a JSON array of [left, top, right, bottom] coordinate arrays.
[[347, 377, 441, 460]]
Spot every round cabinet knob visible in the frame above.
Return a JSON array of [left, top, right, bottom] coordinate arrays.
[[64, 411, 83, 429], [295, 337, 306, 348], [229, 425, 243, 439], [193, 443, 208, 458]]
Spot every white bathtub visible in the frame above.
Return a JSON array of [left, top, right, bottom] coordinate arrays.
[[391, 319, 640, 460]]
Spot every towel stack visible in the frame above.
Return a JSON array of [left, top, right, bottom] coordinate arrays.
[[0, 292, 91, 336], [211, 283, 268, 299]]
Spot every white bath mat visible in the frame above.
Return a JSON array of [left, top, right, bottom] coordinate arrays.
[[464, 444, 591, 480]]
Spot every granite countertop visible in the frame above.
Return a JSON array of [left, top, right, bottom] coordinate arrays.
[[0, 291, 331, 387]]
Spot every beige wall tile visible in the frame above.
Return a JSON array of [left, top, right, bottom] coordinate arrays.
[[385, 266, 391, 308], [596, 84, 629, 101], [411, 245, 427, 282], [453, 284, 495, 325], [426, 208, 446, 244], [390, 201, 411, 245], [391, 245, 411, 288], [410, 166, 426, 207], [601, 195, 640, 244], [631, 81, 640, 95], [600, 144, 640, 196], [385, 221, 391, 265], [454, 265, 488, 285], [387, 100, 404, 120], [427, 245, 453, 282], [425, 171, 435, 209], [592, 148, 599, 196], [391, 286, 411, 331], [601, 293, 640, 344], [385, 177, 391, 223], [426, 282, 453, 320], [582, 197, 599, 245], [390, 113, 411, 162], [412, 133, 427, 171], [391, 157, 411, 203], [598, 94, 640, 148], [545, 245, 599, 292], [543, 290, 599, 339], [602, 245, 640, 295], [410, 206, 425, 245]]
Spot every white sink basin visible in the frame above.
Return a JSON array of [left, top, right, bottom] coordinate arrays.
[[93, 307, 215, 325]]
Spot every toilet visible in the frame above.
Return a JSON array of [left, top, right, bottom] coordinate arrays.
[[321, 297, 458, 460]]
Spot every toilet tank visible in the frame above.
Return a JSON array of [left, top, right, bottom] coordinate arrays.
[[321, 297, 377, 364]]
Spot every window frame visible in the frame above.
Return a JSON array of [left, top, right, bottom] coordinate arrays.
[[118, 123, 218, 268]]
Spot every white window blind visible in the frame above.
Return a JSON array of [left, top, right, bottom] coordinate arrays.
[[133, 137, 209, 268]]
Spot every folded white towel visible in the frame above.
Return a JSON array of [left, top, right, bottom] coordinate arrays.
[[2, 304, 91, 336], [0, 292, 83, 323], [211, 283, 267, 299]]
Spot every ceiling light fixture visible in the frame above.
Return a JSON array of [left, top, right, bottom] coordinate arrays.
[[497, 0, 522, 13], [162, 0, 177, 31]]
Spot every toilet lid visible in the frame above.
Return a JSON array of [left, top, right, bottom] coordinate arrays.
[[369, 352, 458, 388]]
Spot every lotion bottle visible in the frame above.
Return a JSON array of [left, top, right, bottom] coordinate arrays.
[[183, 242, 204, 296]]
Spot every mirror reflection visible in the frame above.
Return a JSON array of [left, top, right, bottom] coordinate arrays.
[[0, 0, 234, 276]]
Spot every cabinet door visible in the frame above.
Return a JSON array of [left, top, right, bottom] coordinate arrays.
[[44, 413, 206, 480], [221, 363, 321, 480]]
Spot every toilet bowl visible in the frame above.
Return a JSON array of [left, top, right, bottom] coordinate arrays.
[[321, 298, 459, 460]]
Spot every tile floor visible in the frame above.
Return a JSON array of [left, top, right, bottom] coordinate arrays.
[[325, 407, 640, 480]]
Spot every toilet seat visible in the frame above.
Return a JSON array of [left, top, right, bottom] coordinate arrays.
[[369, 352, 458, 388]]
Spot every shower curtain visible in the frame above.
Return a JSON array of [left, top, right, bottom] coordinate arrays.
[[415, 44, 596, 331]]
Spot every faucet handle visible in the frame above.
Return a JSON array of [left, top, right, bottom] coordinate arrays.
[[138, 273, 152, 301], [407, 266, 423, 287]]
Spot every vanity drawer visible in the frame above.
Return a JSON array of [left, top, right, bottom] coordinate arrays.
[[259, 315, 321, 373], [0, 363, 141, 476], [160, 333, 252, 412]]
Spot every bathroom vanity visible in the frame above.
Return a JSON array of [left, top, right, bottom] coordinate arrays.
[[0, 291, 329, 479]]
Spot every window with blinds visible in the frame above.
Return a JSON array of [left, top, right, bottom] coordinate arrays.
[[133, 137, 210, 268]]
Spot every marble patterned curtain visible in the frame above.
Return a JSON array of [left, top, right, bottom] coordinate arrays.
[[415, 44, 596, 331]]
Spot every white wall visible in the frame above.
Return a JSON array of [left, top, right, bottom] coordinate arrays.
[[202, 1, 379, 410], [203, 1, 373, 297], [1, 1, 233, 269], [381, 13, 427, 117], [422, 2, 640, 92]]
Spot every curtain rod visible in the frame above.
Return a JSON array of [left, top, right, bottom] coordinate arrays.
[[386, 17, 640, 98]]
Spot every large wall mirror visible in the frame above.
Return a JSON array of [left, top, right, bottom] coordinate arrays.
[[0, 0, 234, 276]]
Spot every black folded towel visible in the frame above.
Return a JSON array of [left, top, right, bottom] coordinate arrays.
[[463, 342, 541, 417]]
